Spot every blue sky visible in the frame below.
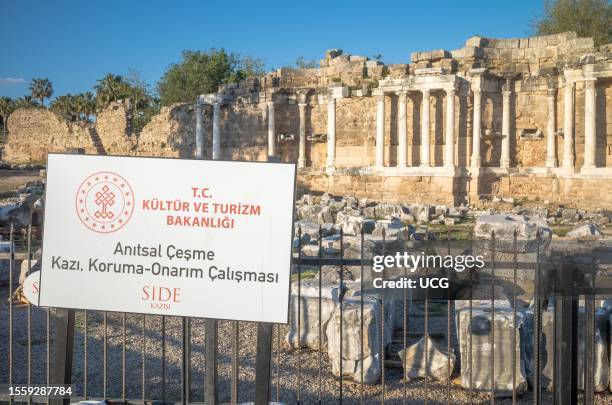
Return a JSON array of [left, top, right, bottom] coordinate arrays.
[[1, 0, 545, 100]]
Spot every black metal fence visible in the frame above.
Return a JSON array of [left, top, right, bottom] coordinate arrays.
[[1, 222, 612, 404]]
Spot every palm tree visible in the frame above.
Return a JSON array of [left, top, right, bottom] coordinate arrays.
[[74, 92, 96, 122], [0, 97, 15, 138], [14, 96, 39, 109], [50, 95, 76, 121], [50, 92, 97, 123], [29, 78, 53, 107], [94, 73, 127, 109]]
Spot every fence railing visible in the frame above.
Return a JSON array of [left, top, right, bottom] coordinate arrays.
[[1, 222, 612, 404]]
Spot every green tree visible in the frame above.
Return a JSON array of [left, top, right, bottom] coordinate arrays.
[[0, 97, 15, 137], [76, 92, 96, 121], [533, 0, 612, 46], [51, 92, 97, 122], [29, 78, 53, 107], [157, 49, 265, 105], [14, 96, 39, 109], [50, 94, 77, 121], [94, 73, 130, 109]]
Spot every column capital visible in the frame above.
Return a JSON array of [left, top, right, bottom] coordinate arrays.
[[376, 92, 385, 102], [445, 87, 456, 96], [298, 102, 307, 109], [584, 78, 596, 88], [547, 88, 557, 98], [471, 87, 481, 97], [396, 90, 408, 100], [421, 88, 431, 96]]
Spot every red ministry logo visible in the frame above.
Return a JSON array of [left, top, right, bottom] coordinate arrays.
[[76, 172, 135, 233]]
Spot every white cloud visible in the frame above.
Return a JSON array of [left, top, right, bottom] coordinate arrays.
[[0, 77, 26, 86]]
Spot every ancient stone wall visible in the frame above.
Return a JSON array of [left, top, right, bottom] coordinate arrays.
[[3, 32, 611, 208], [4, 108, 97, 163], [3, 103, 200, 163], [134, 104, 200, 158]]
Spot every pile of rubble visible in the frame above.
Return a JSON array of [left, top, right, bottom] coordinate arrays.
[[0, 180, 44, 286], [286, 193, 612, 394]]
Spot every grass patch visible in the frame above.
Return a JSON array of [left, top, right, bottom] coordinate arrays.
[[291, 267, 319, 282], [551, 226, 572, 237]]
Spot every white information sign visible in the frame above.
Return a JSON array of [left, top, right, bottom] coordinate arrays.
[[39, 154, 296, 323]]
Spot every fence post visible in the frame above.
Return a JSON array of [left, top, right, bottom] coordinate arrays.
[[49, 308, 75, 405], [255, 323, 274, 405], [205, 319, 218, 405], [553, 263, 577, 405], [254, 155, 282, 405]]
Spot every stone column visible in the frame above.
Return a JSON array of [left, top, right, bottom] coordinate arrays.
[[445, 88, 455, 169], [195, 98, 204, 159], [500, 82, 512, 169], [298, 103, 307, 168], [583, 79, 596, 170], [397, 91, 407, 168], [326, 97, 336, 173], [545, 88, 558, 168], [212, 102, 221, 160], [420, 89, 431, 167], [563, 81, 575, 171], [471, 88, 482, 168], [375, 93, 385, 167], [267, 101, 276, 157]]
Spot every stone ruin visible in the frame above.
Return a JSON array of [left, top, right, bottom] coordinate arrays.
[[285, 192, 612, 394], [3, 31, 612, 210]]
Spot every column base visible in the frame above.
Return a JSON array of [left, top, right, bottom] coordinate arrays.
[[580, 165, 597, 175], [545, 158, 558, 168], [298, 159, 306, 169], [471, 157, 481, 168], [500, 159, 510, 169], [326, 166, 336, 176]]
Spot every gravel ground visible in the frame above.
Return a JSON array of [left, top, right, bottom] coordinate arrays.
[[2, 288, 612, 404], [0, 170, 40, 196]]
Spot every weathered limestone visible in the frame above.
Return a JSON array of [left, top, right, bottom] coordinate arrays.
[[473, 214, 552, 300], [566, 222, 604, 239], [545, 88, 557, 168], [563, 80, 575, 172], [195, 100, 204, 158], [458, 303, 527, 395], [267, 101, 276, 157], [298, 103, 307, 168], [445, 88, 455, 169], [327, 96, 336, 174], [286, 279, 340, 351], [397, 91, 408, 168], [421, 89, 431, 167], [375, 94, 385, 167], [399, 335, 456, 381], [471, 88, 482, 168], [4, 32, 612, 209], [212, 102, 221, 160], [582, 79, 596, 170], [326, 295, 394, 384], [576, 307, 609, 392], [500, 80, 511, 169]]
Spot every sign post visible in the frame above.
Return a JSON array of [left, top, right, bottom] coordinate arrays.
[[38, 153, 296, 402]]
